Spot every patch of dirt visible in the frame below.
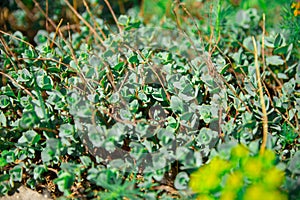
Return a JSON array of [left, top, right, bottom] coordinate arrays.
[[0, 186, 51, 200]]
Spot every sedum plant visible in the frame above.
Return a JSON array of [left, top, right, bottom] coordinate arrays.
[[0, 0, 299, 199]]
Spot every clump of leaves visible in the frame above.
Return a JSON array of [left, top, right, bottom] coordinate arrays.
[[0, 0, 300, 199], [281, 1, 300, 54], [189, 145, 287, 200]]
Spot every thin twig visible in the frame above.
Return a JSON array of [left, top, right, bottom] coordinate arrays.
[[117, 71, 129, 93], [173, 2, 251, 113], [63, 0, 105, 46], [214, 45, 248, 95], [123, 44, 171, 102], [72, 0, 79, 26], [46, 0, 49, 32], [50, 18, 64, 49], [259, 68, 298, 135], [0, 36, 18, 71], [266, 66, 283, 89], [33, 127, 58, 134], [103, 0, 122, 33], [15, 0, 36, 21], [0, 30, 34, 48], [0, 71, 36, 99], [83, 0, 107, 40], [177, 1, 202, 37], [101, 107, 137, 127], [275, 107, 299, 135], [252, 36, 268, 155], [261, 13, 266, 77], [47, 167, 58, 175], [262, 80, 274, 109], [59, 24, 80, 32], [33, 0, 58, 31], [33, 0, 95, 93], [17, 57, 72, 70]]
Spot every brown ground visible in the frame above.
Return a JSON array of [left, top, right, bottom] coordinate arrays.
[[0, 186, 51, 200]]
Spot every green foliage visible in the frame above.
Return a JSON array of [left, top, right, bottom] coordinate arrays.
[[189, 145, 287, 200], [141, 0, 172, 22], [281, 1, 300, 55], [0, 0, 299, 199]]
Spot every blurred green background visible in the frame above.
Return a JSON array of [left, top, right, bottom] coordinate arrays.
[[0, 0, 289, 43]]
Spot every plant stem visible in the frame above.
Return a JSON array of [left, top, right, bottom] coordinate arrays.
[[261, 13, 266, 75], [104, 0, 122, 33], [252, 36, 268, 155], [63, 0, 105, 45]]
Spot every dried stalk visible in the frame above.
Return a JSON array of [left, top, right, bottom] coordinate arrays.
[[252, 37, 268, 155], [63, 0, 105, 46], [0, 71, 36, 99], [261, 14, 266, 76], [103, 0, 122, 33], [50, 18, 63, 48], [83, 0, 107, 40]]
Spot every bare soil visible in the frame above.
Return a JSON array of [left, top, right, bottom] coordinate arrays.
[[0, 186, 51, 200]]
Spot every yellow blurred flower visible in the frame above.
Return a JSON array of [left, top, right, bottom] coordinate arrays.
[[263, 167, 285, 188], [291, 2, 300, 16], [225, 172, 244, 191], [208, 157, 231, 175], [231, 144, 249, 159], [196, 194, 215, 200], [244, 184, 287, 200], [242, 157, 262, 180], [220, 190, 236, 200], [260, 149, 276, 167], [190, 168, 221, 193], [189, 145, 287, 200]]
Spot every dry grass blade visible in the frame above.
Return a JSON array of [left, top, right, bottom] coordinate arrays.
[[0, 30, 34, 48], [103, 0, 123, 33], [252, 36, 268, 155], [33, 0, 58, 31], [32, 0, 96, 93], [0, 71, 36, 99], [261, 13, 266, 76], [15, 0, 36, 21], [63, 0, 105, 46], [172, 1, 251, 114], [50, 18, 64, 48], [123, 44, 171, 102], [0, 35, 19, 71], [83, 0, 107, 40]]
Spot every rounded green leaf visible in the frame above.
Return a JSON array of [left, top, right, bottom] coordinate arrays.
[[170, 96, 184, 113], [174, 172, 189, 190], [266, 56, 284, 66], [0, 95, 10, 108]]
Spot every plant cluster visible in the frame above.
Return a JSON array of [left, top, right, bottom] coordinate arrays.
[[0, 0, 299, 199], [190, 145, 287, 200]]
